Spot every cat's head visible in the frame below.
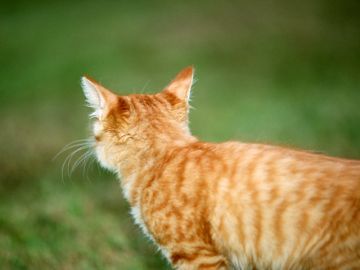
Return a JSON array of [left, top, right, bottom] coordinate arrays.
[[81, 66, 195, 171]]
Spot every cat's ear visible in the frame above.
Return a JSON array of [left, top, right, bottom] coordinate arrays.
[[81, 76, 118, 118], [163, 66, 194, 103]]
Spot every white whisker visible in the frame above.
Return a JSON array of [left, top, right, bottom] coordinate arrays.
[[71, 149, 91, 175], [82, 151, 95, 180], [61, 145, 90, 180], [53, 138, 93, 160]]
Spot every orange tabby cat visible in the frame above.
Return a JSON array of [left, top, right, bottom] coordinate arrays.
[[81, 67, 360, 270]]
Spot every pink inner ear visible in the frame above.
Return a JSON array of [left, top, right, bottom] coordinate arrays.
[[165, 66, 194, 101]]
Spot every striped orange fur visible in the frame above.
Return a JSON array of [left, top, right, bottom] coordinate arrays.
[[81, 67, 360, 269]]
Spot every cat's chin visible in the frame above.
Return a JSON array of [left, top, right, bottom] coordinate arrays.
[[98, 158, 117, 172], [95, 148, 117, 173]]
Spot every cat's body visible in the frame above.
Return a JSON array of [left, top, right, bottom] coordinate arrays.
[[81, 67, 360, 269], [122, 140, 360, 270]]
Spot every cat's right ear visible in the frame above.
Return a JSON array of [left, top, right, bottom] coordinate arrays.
[[81, 76, 118, 118], [163, 66, 194, 104]]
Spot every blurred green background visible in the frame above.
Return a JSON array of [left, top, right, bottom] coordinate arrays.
[[0, 0, 359, 269]]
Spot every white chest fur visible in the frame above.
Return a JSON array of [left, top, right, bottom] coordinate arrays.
[[130, 206, 170, 260], [130, 206, 153, 240]]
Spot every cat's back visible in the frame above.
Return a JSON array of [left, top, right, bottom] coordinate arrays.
[[211, 140, 360, 189]]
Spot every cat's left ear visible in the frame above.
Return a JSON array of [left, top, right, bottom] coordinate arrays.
[[81, 76, 118, 118], [163, 66, 194, 104]]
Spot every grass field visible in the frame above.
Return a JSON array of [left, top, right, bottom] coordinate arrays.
[[0, 0, 359, 269]]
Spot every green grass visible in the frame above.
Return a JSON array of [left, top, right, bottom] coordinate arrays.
[[0, 0, 359, 269]]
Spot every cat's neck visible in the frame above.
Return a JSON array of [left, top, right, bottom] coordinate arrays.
[[116, 130, 197, 198]]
